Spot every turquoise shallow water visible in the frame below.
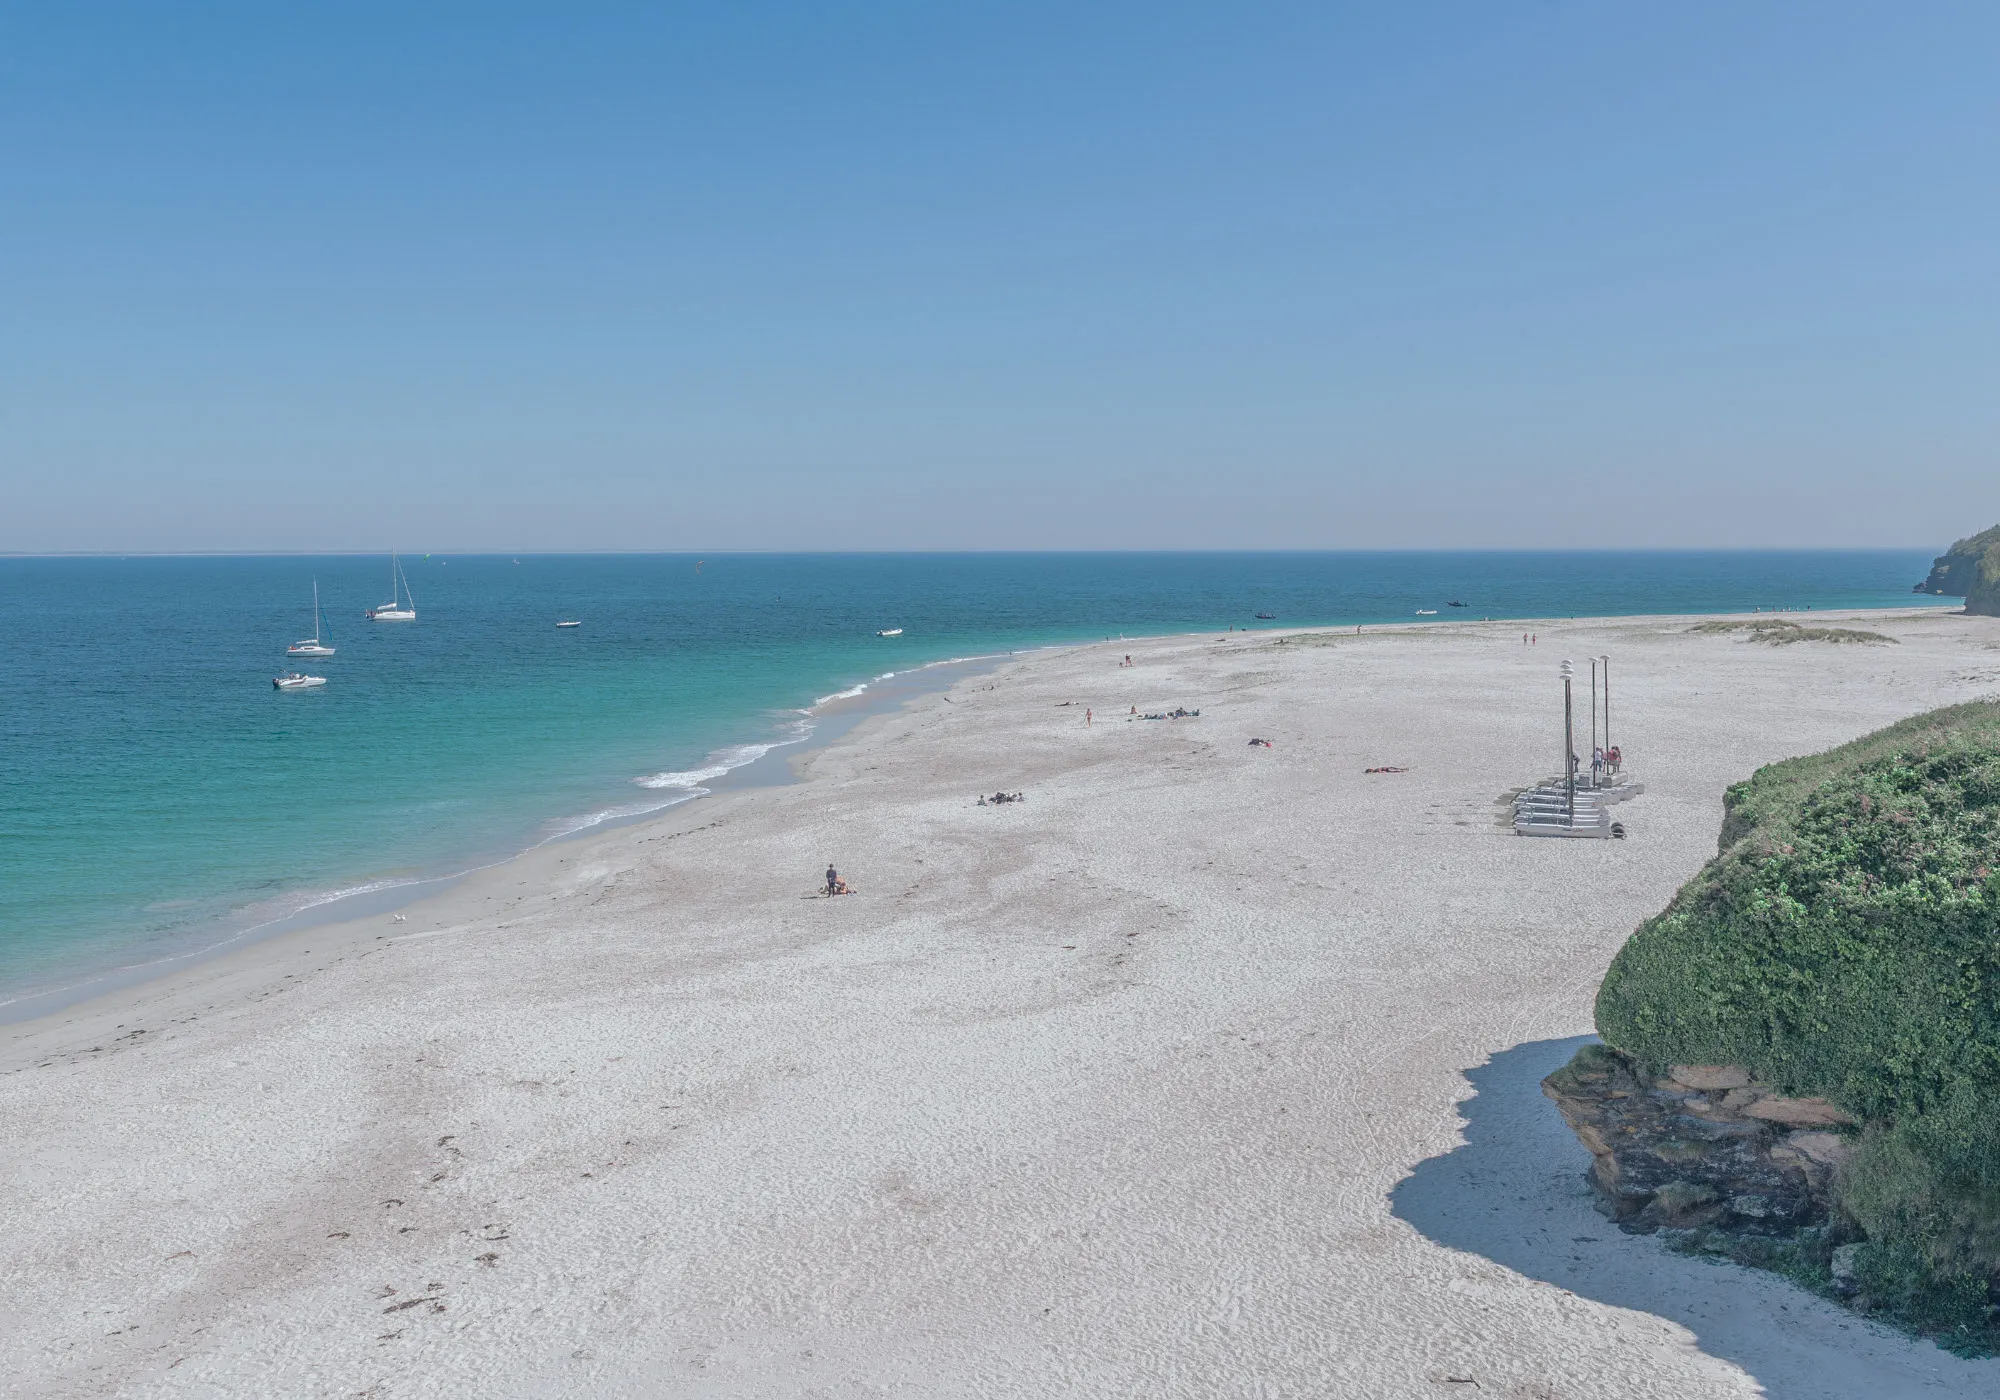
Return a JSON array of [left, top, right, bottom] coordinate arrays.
[[0, 550, 1947, 1001]]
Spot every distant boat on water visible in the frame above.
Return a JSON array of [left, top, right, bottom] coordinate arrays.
[[287, 580, 335, 657], [877, 628, 903, 637], [1416, 609, 1438, 616], [1254, 612, 1275, 620], [367, 552, 416, 621], [555, 620, 581, 628], [273, 672, 326, 691], [1447, 600, 1468, 608]]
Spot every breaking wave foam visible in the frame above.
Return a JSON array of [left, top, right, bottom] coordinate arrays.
[[634, 719, 815, 792]]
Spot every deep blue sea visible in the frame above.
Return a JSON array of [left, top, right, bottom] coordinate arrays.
[[0, 550, 1947, 1006]]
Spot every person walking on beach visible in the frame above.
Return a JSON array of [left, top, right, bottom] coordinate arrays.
[[1085, 708, 1092, 726]]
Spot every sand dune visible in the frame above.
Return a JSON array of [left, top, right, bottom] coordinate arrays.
[[6, 609, 1999, 1398]]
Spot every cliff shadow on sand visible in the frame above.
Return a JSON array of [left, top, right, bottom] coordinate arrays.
[[1389, 1035, 1998, 1399]]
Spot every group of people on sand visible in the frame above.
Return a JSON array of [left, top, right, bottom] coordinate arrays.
[[979, 791, 1025, 805], [1522, 632, 1538, 645], [1591, 745, 1624, 781], [823, 865, 852, 896]]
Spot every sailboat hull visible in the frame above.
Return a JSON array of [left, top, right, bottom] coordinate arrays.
[[367, 608, 415, 621]]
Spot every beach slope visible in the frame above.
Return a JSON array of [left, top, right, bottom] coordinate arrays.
[[5, 609, 1999, 1398]]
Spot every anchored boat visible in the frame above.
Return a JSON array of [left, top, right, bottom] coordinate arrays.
[[287, 579, 336, 657], [367, 551, 417, 621]]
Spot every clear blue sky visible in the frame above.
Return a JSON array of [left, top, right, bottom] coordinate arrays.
[[4, 3, 1995, 552]]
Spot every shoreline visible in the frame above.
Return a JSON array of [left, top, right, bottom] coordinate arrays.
[[3, 601, 1996, 1394], [2, 602, 1968, 1054], [0, 561, 1956, 1020], [0, 649, 1024, 1030]]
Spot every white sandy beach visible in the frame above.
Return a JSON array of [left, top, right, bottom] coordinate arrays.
[[7, 608, 2000, 1399]]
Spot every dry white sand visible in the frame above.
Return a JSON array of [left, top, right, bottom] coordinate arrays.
[[6, 608, 2000, 1399]]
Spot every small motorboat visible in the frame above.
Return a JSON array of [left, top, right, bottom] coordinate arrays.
[[877, 628, 903, 637], [1447, 600, 1468, 608], [1254, 612, 1275, 620], [1415, 609, 1438, 616], [555, 620, 582, 628], [273, 672, 327, 691]]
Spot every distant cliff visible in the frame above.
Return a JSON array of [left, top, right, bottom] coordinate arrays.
[[1920, 525, 2000, 615]]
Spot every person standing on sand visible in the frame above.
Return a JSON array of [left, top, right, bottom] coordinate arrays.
[[825, 864, 839, 895], [1086, 708, 1092, 726]]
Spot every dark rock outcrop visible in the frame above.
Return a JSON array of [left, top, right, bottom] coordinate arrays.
[[1920, 524, 2000, 615], [1542, 1044, 1853, 1235]]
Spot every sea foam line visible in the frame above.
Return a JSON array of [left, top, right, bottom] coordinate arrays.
[[2, 650, 1030, 1016], [634, 717, 816, 791]]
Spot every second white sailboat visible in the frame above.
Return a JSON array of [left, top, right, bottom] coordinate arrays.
[[367, 551, 417, 621], [288, 579, 336, 656]]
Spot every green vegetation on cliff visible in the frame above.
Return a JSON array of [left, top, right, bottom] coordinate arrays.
[[1596, 701, 2000, 1347], [1922, 524, 2000, 616]]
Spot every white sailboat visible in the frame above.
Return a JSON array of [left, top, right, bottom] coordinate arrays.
[[287, 579, 336, 657], [366, 552, 417, 621]]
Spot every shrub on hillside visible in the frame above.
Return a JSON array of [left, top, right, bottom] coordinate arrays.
[[1595, 701, 2000, 1348]]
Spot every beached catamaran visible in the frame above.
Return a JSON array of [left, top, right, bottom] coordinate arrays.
[[287, 579, 335, 657], [367, 552, 417, 621]]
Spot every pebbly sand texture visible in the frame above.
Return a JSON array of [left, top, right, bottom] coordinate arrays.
[[6, 609, 2000, 1399]]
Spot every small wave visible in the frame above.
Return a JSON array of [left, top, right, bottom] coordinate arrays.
[[634, 722, 815, 792], [289, 875, 429, 911], [813, 683, 869, 707], [636, 763, 734, 790], [544, 787, 709, 839]]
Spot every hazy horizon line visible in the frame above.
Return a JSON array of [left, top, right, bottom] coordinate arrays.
[[0, 545, 1948, 561]]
